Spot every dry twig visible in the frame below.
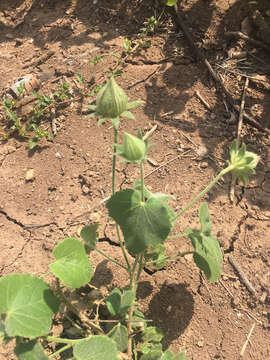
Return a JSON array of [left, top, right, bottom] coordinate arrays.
[[195, 90, 211, 110], [240, 322, 255, 357], [127, 66, 161, 89], [228, 255, 256, 295], [226, 31, 269, 52], [173, 4, 270, 135]]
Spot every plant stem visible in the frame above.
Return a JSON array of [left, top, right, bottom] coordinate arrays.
[[95, 248, 128, 270], [55, 280, 104, 335], [45, 336, 86, 344], [145, 251, 194, 266], [140, 161, 145, 202], [127, 255, 140, 359], [175, 166, 233, 219], [111, 125, 131, 271], [168, 233, 188, 239], [112, 126, 118, 195], [48, 344, 72, 358]]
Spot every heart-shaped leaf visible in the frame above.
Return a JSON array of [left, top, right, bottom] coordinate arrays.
[[107, 189, 172, 254], [50, 238, 92, 289], [0, 274, 60, 338], [106, 288, 122, 316], [14, 340, 49, 360], [107, 324, 128, 352], [80, 223, 99, 253], [73, 335, 120, 360]]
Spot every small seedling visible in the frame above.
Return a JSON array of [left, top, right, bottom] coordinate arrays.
[[0, 77, 259, 359]]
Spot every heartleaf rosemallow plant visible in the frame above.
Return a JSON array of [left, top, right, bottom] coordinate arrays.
[[0, 77, 259, 360]]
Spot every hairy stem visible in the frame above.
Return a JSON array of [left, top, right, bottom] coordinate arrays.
[[95, 248, 128, 270], [140, 161, 145, 202], [175, 166, 233, 219], [48, 344, 72, 358], [145, 251, 194, 266], [112, 125, 131, 271]]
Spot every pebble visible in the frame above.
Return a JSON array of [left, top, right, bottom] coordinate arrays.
[[200, 161, 208, 169], [55, 152, 62, 158], [197, 339, 204, 347], [82, 184, 90, 194], [25, 169, 35, 181]]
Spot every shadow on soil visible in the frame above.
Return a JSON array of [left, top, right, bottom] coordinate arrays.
[[147, 282, 194, 349]]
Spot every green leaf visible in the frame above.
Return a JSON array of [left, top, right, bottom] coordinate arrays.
[[142, 327, 163, 343], [119, 290, 135, 315], [80, 223, 99, 253], [132, 308, 146, 329], [173, 353, 190, 360], [144, 244, 167, 270], [199, 202, 211, 235], [107, 189, 172, 254], [106, 288, 122, 316], [29, 139, 38, 149], [14, 340, 49, 360], [0, 274, 60, 338], [126, 100, 144, 110], [164, 0, 178, 6], [88, 105, 97, 110], [121, 111, 135, 120], [140, 350, 163, 360], [140, 342, 162, 354], [49, 238, 92, 289], [73, 335, 120, 360], [186, 229, 222, 282], [106, 288, 135, 316], [107, 324, 128, 352], [160, 350, 174, 360]]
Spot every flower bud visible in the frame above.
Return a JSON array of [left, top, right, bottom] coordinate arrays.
[[229, 140, 259, 185], [96, 77, 128, 118], [122, 133, 146, 162]]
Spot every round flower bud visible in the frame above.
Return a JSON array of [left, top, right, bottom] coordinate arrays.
[[123, 133, 146, 162], [96, 77, 128, 118]]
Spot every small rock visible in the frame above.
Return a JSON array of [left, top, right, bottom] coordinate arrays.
[[25, 169, 35, 181], [200, 161, 208, 169], [197, 339, 204, 347], [55, 152, 62, 158], [82, 184, 90, 194], [8, 145, 16, 154], [210, 113, 216, 120]]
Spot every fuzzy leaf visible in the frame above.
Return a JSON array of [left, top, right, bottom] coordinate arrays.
[[0, 274, 60, 338], [50, 238, 92, 289], [106, 288, 122, 316], [186, 229, 222, 282], [14, 340, 49, 360], [107, 324, 128, 352], [121, 111, 135, 120], [107, 189, 172, 254], [199, 202, 212, 235], [142, 327, 163, 343], [140, 350, 163, 360], [80, 223, 99, 253], [73, 335, 120, 360]]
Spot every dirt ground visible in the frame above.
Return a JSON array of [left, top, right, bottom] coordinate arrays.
[[0, 0, 270, 359]]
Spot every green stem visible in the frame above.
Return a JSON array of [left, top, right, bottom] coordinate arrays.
[[145, 251, 194, 266], [168, 233, 188, 240], [48, 344, 72, 358], [135, 253, 145, 283], [112, 126, 118, 195], [127, 255, 140, 359], [116, 224, 131, 271], [111, 125, 131, 271], [45, 336, 87, 345], [175, 166, 233, 220], [140, 161, 145, 202], [95, 248, 128, 270]]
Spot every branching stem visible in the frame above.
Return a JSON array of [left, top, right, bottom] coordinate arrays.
[[175, 166, 233, 219]]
